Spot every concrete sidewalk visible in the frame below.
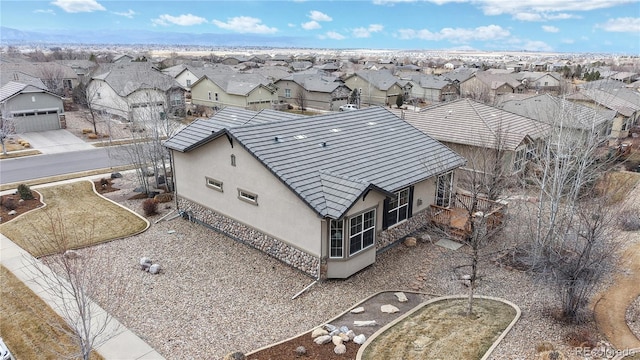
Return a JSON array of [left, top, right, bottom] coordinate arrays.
[[0, 234, 165, 360]]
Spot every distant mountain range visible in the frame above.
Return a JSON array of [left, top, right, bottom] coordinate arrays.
[[0, 26, 305, 47]]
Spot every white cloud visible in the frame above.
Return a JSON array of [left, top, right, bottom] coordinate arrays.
[[302, 21, 321, 30], [542, 25, 559, 33], [561, 38, 575, 44], [34, 9, 56, 14], [153, 14, 207, 26], [397, 24, 510, 43], [212, 16, 278, 34], [596, 17, 640, 32], [352, 24, 384, 38], [514, 12, 542, 21], [51, 0, 105, 13], [308, 10, 332, 22], [322, 31, 346, 40], [113, 9, 135, 19], [521, 40, 553, 52]]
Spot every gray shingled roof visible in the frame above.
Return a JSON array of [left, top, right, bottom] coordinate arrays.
[[281, 73, 345, 93], [352, 70, 403, 91], [167, 106, 465, 219], [164, 107, 303, 152], [0, 81, 58, 103], [409, 74, 452, 90], [405, 98, 550, 151], [200, 73, 275, 96], [501, 94, 617, 130], [92, 63, 183, 96]]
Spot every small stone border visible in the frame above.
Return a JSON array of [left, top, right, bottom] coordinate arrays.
[[355, 294, 522, 360], [244, 289, 435, 356], [0, 188, 46, 224]]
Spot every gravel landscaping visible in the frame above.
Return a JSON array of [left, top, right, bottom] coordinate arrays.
[[44, 172, 631, 360]]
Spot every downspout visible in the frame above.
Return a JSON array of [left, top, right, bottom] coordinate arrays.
[[291, 218, 323, 300]]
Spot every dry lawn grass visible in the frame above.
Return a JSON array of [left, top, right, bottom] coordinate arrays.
[[599, 171, 640, 204], [361, 298, 516, 360], [0, 266, 103, 360], [0, 180, 148, 257]]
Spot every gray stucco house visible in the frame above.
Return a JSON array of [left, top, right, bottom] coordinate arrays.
[[0, 80, 65, 133], [164, 106, 465, 279]]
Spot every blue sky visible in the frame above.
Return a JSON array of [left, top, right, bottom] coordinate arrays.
[[2, 0, 639, 53]]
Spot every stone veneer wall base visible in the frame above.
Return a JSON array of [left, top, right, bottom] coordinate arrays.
[[178, 197, 319, 279]]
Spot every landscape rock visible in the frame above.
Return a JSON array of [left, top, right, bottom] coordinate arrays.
[[403, 237, 417, 247], [394, 292, 408, 302], [63, 250, 81, 259], [110, 172, 123, 179], [324, 324, 337, 332], [223, 352, 246, 360], [149, 263, 161, 274], [311, 328, 328, 338], [381, 304, 400, 313], [334, 344, 346, 354], [332, 335, 343, 346], [313, 335, 332, 345], [295, 346, 306, 355], [338, 333, 350, 342], [339, 325, 349, 333], [353, 320, 377, 327], [329, 329, 340, 336], [420, 234, 432, 243], [353, 334, 366, 345], [350, 306, 365, 314], [346, 330, 356, 340], [7, 210, 17, 216]]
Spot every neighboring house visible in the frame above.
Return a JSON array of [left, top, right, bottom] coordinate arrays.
[[459, 71, 522, 102], [398, 98, 550, 177], [113, 54, 134, 63], [516, 71, 563, 93], [501, 93, 616, 145], [0, 81, 65, 132], [405, 74, 459, 104], [570, 79, 640, 138], [190, 72, 278, 110], [250, 66, 292, 83], [0, 62, 79, 96], [55, 60, 98, 83], [164, 106, 466, 279], [275, 73, 351, 111], [86, 63, 186, 121], [291, 61, 313, 72], [161, 64, 204, 91], [343, 70, 411, 107]]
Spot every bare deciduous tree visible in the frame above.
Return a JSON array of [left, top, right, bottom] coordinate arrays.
[[1, 109, 17, 155], [25, 211, 125, 360], [294, 88, 307, 113]]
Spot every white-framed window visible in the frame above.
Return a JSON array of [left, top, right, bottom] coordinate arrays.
[[230, 154, 236, 167], [238, 189, 258, 205], [186, 79, 191, 87], [329, 219, 344, 258], [349, 209, 375, 256], [436, 172, 453, 207], [208, 91, 212, 100], [205, 177, 223, 192], [513, 146, 526, 172], [386, 188, 410, 227], [215, 93, 219, 101], [285, 89, 291, 98]]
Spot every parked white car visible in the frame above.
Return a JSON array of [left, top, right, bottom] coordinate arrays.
[[339, 104, 358, 111], [0, 338, 13, 360]]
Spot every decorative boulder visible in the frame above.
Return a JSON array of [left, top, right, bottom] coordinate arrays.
[[420, 234, 432, 243], [346, 330, 356, 340], [311, 328, 328, 338], [353, 334, 366, 345], [334, 344, 346, 354], [8, 210, 17, 216], [110, 172, 123, 179], [149, 264, 161, 274], [381, 304, 400, 313], [63, 250, 81, 259], [223, 352, 246, 360], [353, 320, 376, 327], [324, 324, 337, 332], [339, 326, 349, 333], [295, 346, 306, 356], [313, 335, 332, 345], [332, 335, 343, 346], [339, 333, 350, 342], [394, 292, 408, 302], [139, 257, 152, 271], [350, 307, 365, 314], [403, 237, 417, 247]]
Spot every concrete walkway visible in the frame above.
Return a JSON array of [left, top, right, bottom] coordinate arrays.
[[20, 129, 94, 154], [1, 234, 165, 360]]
